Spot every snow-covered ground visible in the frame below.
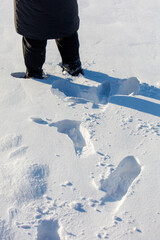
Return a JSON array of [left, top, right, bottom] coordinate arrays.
[[0, 0, 160, 239]]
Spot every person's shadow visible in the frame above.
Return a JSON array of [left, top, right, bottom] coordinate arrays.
[[11, 69, 160, 117]]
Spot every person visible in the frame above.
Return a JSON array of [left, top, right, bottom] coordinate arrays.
[[14, 0, 83, 79]]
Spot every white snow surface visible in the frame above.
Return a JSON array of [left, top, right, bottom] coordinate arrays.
[[0, 0, 160, 239]]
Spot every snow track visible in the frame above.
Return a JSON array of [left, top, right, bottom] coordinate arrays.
[[37, 219, 60, 240], [1, 0, 160, 239], [100, 156, 141, 203], [30, 117, 95, 157], [51, 74, 140, 107]]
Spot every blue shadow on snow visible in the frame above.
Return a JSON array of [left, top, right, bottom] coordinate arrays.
[[11, 70, 160, 117]]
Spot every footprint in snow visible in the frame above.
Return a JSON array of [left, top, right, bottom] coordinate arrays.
[[113, 77, 140, 96], [37, 219, 60, 240], [0, 133, 28, 160], [0, 134, 22, 152], [6, 163, 50, 203], [70, 201, 86, 213], [99, 156, 141, 203], [51, 77, 111, 106], [9, 146, 28, 159], [51, 75, 139, 107], [30, 117, 48, 125], [50, 119, 91, 156], [30, 117, 95, 156], [0, 218, 14, 240], [28, 164, 49, 199]]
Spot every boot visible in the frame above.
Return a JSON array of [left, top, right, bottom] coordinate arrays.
[[24, 69, 47, 79], [61, 59, 84, 76]]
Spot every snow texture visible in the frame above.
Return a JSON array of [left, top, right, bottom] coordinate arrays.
[[0, 0, 160, 239]]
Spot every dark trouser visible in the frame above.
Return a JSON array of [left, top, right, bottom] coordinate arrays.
[[22, 32, 80, 75]]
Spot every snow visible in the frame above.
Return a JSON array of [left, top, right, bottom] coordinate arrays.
[[0, 0, 160, 239]]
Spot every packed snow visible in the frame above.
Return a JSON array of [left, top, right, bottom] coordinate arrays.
[[0, 0, 160, 239]]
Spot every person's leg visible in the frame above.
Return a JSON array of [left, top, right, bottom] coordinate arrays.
[[56, 32, 83, 76], [56, 32, 80, 64], [22, 37, 47, 78]]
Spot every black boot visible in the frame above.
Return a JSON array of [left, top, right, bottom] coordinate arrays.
[[24, 69, 47, 79], [62, 59, 84, 76]]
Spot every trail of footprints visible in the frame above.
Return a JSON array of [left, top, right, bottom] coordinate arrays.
[[0, 76, 142, 239], [0, 133, 141, 239]]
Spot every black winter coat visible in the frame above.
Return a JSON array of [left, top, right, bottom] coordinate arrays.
[[14, 0, 80, 40]]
